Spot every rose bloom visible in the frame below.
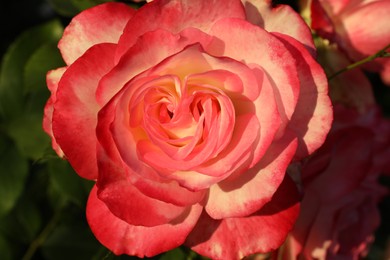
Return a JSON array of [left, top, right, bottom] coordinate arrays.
[[274, 105, 388, 260], [309, 0, 390, 85], [43, 0, 332, 259]]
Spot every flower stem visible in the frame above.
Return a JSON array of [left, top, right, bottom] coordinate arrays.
[[328, 43, 390, 81], [21, 206, 63, 260]]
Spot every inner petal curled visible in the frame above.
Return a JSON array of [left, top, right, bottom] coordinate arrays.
[[138, 75, 236, 166]]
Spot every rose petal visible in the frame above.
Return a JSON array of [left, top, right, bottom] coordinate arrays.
[[87, 185, 203, 257], [184, 51, 279, 170], [116, 0, 246, 60], [59, 2, 135, 65], [205, 132, 298, 219], [242, 0, 315, 55], [186, 174, 300, 260], [43, 67, 66, 157], [96, 148, 194, 227], [207, 18, 300, 137], [96, 28, 215, 106], [151, 114, 260, 191], [273, 33, 332, 160], [316, 0, 351, 15], [46, 67, 66, 94], [247, 66, 281, 167], [310, 0, 336, 40], [53, 43, 116, 180], [338, 1, 390, 59]]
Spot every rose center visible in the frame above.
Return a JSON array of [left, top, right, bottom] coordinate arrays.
[[124, 66, 236, 169]]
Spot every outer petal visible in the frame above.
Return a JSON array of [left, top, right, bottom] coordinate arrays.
[[116, 0, 246, 59], [87, 185, 203, 257], [186, 174, 300, 260], [205, 132, 297, 219], [43, 67, 66, 157], [96, 148, 195, 227], [96, 28, 214, 106], [242, 0, 315, 55], [274, 33, 332, 160], [59, 2, 135, 65], [53, 43, 116, 180]]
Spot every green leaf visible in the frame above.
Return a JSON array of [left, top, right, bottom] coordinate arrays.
[[1, 22, 64, 160], [160, 248, 186, 260], [24, 42, 65, 94], [42, 222, 100, 260], [71, 0, 113, 12], [0, 134, 29, 217], [0, 19, 63, 120], [0, 164, 48, 246], [48, 159, 92, 208], [0, 234, 12, 260], [46, 0, 81, 17], [47, 0, 112, 17], [2, 196, 43, 243], [5, 113, 51, 160]]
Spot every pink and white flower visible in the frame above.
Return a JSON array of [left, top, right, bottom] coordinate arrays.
[[43, 0, 332, 259]]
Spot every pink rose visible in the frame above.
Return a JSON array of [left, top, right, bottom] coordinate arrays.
[[43, 0, 332, 259], [310, 0, 390, 85], [276, 105, 388, 260]]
